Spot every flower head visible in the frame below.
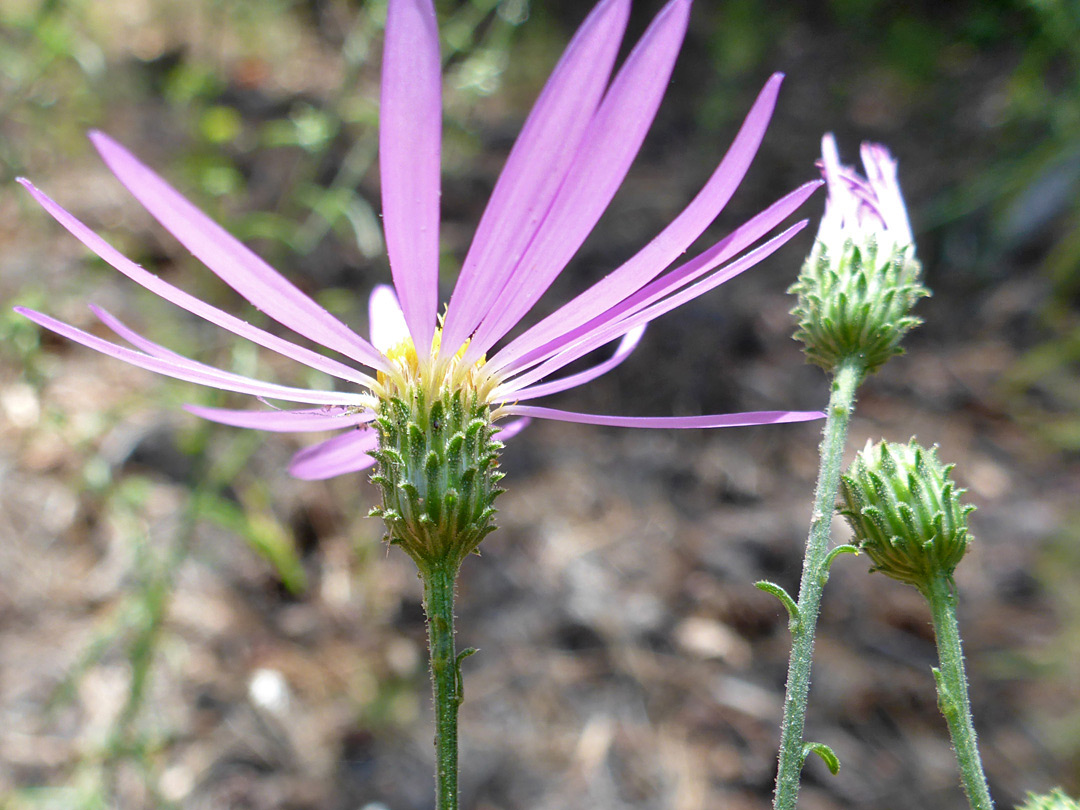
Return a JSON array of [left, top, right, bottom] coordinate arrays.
[[790, 134, 928, 376], [17, 0, 824, 559], [839, 439, 974, 592], [1018, 789, 1080, 810]]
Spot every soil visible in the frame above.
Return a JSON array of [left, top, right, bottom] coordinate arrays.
[[1, 2, 1077, 809]]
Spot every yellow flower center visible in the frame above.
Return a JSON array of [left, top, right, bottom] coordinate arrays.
[[375, 327, 494, 403]]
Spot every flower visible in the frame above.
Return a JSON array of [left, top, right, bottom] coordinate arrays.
[[17, 0, 823, 495], [789, 134, 928, 376]]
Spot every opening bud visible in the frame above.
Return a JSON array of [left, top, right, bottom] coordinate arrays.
[[839, 439, 974, 592], [790, 134, 928, 376]]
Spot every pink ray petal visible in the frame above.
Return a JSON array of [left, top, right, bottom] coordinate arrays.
[[18, 179, 377, 388], [498, 405, 824, 429], [859, 141, 912, 243], [494, 325, 644, 402], [492, 417, 531, 441], [289, 428, 379, 480], [461, 0, 693, 364], [498, 182, 820, 377], [487, 73, 786, 373], [503, 221, 807, 391], [440, 0, 630, 354], [89, 305, 371, 414], [89, 302, 286, 381], [380, 0, 441, 356], [91, 304, 189, 361], [368, 284, 410, 354], [87, 132, 388, 371], [16, 307, 369, 407], [184, 404, 374, 432], [820, 133, 845, 205]]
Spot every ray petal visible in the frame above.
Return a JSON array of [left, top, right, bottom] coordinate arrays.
[[18, 179, 378, 388], [498, 405, 824, 429], [289, 429, 380, 480], [368, 284, 411, 355], [488, 73, 788, 372], [503, 221, 807, 391], [461, 0, 693, 363], [497, 184, 820, 377], [380, 0, 442, 356], [89, 305, 369, 410], [184, 404, 374, 432], [493, 417, 531, 441], [494, 326, 644, 402], [440, 0, 631, 354], [90, 304, 190, 361], [87, 132, 387, 371], [16, 307, 369, 407]]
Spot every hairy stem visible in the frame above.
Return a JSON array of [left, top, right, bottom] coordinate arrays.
[[773, 358, 862, 810], [422, 561, 463, 810], [925, 573, 994, 810]]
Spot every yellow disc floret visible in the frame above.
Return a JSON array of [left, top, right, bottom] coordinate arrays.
[[374, 326, 496, 405]]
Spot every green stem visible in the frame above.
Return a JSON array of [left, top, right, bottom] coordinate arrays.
[[422, 561, 463, 810], [773, 358, 862, 810], [925, 573, 994, 810]]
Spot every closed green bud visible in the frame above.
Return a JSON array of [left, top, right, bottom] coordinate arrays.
[[370, 386, 504, 570], [1018, 790, 1080, 810], [839, 439, 974, 592], [791, 134, 928, 376]]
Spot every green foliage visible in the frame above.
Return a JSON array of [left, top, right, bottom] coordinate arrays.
[[197, 488, 308, 594], [0, 290, 47, 378], [1034, 517, 1080, 767], [935, 0, 1080, 452]]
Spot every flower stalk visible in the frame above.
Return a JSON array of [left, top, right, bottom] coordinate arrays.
[[772, 134, 926, 810], [840, 440, 991, 810], [368, 352, 500, 809], [925, 572, 994, 810], [770, 356, 862, 810], [422, 560, 468, 810]]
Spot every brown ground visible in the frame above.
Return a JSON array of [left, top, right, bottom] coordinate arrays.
[[1, 1, 1078, 808]]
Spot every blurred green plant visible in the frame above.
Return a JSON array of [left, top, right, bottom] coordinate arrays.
[[993, 0, 1080, 450], [7, 426, 272, 809], [1035, 515, 1080, 783]]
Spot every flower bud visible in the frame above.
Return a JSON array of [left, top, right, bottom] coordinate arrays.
[[839, 439, 974, 592], [370, 387, 504, 569], [790, 134, 928, 376], [1018, 790, 1080, 810]]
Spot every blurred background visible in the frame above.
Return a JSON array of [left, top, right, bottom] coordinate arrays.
[[1, 0, 1078, 808]]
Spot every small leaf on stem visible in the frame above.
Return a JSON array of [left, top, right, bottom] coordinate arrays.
[[755, 580, 801, 630], [802, 742, 841, 775]]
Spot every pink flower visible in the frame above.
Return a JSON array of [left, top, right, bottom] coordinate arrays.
[[17, 0, 823, 482]]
